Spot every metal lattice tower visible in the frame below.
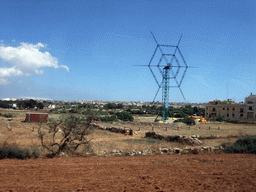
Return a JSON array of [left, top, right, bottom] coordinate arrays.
[[137, 32, 192, 121]]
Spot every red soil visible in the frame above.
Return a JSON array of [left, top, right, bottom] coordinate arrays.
[[0, 153, 255, 192]]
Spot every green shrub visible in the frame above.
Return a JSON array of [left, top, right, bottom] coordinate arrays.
[[82, 110, 88, 115], [122, 138, 159, 144], [0, 146, 40, 159], [99, 115, 117, 122], [115, 111, 134, 121], [60, 109, 67, 113], [2, 113, 14, 118], [174, 117, 195, 125], [174, 113, 183, 118], [216, 116, 224, 122], [224, 136, 256, 154], [205, 135, 215, 139], [69, 109, 78, 113]]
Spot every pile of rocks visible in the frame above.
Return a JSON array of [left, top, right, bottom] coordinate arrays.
[[158, 146, 223, 155], [93, 123, 138, 136], [145, 131, 203, 145], [91, 146, 224, 157]]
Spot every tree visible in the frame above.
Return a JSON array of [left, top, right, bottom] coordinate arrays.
[[37, 103, 44, 109], [115, 111, 134, 121], [17, 99, 38, 109], [117, 103, 123, 109], [38, 114, 95, 157], [104, 103, 117, 110], [174, 113, 184, 118], [174, 117, 195, 125], [27, 99, 38, 109]]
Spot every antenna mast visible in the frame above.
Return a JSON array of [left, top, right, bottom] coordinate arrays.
[[148, 32, 190, 121], [135, 32, 195, 121]]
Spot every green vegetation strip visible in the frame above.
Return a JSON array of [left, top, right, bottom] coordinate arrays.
[[223, 136, 256, 154], [0, 146, 40, 160]]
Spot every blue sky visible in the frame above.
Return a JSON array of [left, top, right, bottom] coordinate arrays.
[[0, 0, 255, 103]]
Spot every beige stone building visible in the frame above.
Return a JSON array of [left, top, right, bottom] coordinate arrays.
[[205, 93, 256, 119]]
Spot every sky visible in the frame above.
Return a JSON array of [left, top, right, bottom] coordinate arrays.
[[0, 0, 255, 103]]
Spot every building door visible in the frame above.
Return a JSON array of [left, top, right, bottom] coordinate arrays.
[[247, 112, 254, 119]]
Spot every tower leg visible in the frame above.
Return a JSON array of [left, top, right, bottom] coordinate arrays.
[[162, 67, 170, 121]]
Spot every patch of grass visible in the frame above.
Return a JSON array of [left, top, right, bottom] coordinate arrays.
[[205, 135, 215, 139], [0, 145, 40, 159], [122, 138, 160, 144], [223, 135, 256, 154], [99, 115, 118, 122]]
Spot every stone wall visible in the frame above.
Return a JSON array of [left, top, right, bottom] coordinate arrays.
[[145, 131, 203, 145], [93, 123, 138, 136], [90, 146, 224, 157]]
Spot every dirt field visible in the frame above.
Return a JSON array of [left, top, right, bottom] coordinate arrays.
[[0, 110, 256, 191], [0, 153, 255, 191]]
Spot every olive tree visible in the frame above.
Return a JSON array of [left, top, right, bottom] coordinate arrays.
[[38, 114, 95, 157]]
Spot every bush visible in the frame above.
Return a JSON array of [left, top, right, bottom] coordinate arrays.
[[69, 109, 78, 113], [82, 110, 88, 115], [60, 109, 67, 113], [216, 116, 224, 122], [115, 111, 134, 121], [2, 113, 14, 118], [174, 113, 184, 118], [0, 145, 40, 159], [205, 135, 215, 139], [224, 136, 256, 154], [174, 117, 195, 125], [99, 115, 117, 122]]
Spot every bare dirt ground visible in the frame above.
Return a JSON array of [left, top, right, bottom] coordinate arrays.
[[1, 110, 256, 191], [0, 153, 255, 191]]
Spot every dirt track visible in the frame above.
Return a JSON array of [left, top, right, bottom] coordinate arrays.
[[0, 153, 255, 191]]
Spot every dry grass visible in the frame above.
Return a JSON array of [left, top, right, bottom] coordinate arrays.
[[0, 109, 256, 156]]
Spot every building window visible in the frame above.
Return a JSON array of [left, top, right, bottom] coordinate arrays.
[[212, 108, 216, 112], [223, 108, 225, 110], [227, 114, 229, 117], [206, 113, 208, 116], [247, 101, 253, 104], [227, 108, 229, 110], [232, 114, 234, 117], [206, 107, 208, 110], [233, 108, 235, 111], [240, 108, 244, 113], [240, 114, 243, 117], [249, 106, 253, 110]]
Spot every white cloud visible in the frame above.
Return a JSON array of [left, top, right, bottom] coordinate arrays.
[[0, 66, 23, 77], [60, 65, 70, 72], [0, 42, 69, 83]]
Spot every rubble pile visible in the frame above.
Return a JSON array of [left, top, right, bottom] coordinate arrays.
[[145, 131, 203, 145], [93, 123, 138, 136], [91, 146, 224, 157]]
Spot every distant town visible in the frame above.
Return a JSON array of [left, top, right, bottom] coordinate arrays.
[[0, 98, 207, 109]]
